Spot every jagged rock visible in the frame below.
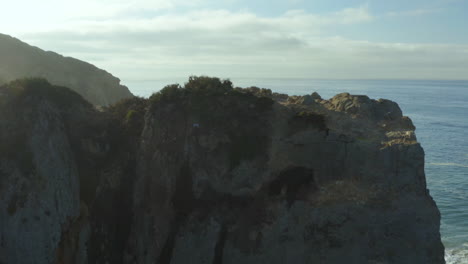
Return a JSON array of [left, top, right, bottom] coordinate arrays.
[[0, 77, 444, 264], [326, 93, 403, 121], [311, 91, 322, 100], [299, 95, 316, 105], [0, 33, 133, 105]]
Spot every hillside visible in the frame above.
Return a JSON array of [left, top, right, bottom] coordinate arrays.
[[0, 33, 133, 105]]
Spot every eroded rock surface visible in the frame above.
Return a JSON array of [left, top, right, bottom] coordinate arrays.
[[0, 77, 444, 264]]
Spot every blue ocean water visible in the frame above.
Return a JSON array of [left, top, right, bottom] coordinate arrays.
[[127, 78, 468, 263]]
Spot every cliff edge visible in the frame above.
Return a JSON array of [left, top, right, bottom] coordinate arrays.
[[0, 77, 444, 263], [0, 34, 133, 106]]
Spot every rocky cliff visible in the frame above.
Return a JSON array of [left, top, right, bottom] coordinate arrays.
[[0, 34, 133, 106], [0, 77, 445, 264]]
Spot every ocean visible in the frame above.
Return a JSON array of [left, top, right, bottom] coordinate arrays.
[[127, 78, 468, 263]]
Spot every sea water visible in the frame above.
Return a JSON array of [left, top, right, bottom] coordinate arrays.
[[128, 78, 468, 263]]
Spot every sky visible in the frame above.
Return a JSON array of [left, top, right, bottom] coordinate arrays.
[[1, 0, 468, 83]]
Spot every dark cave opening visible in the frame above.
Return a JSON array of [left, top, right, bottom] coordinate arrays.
[[268, 167, 316, 206]]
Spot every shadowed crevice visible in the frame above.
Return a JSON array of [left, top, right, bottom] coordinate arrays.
[[159, 161, 194, 264], [268, 167, 316, 206], [212, 225, 228, 264]]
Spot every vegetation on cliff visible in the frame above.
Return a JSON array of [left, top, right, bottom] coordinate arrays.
[[106, 96, 148, 140], [149, 76, 273, 111], [0, 78, 92, 109], [149, 76, 274, 169]]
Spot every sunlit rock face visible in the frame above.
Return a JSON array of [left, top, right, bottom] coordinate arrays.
[[0, 77, 444, 264], [0, 33, 133, 106]]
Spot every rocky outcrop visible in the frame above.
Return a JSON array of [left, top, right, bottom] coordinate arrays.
[[0, 33, 133, 105], [0, 77, 445, 264]]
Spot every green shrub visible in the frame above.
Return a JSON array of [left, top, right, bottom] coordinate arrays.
[[244, 87, 273, 98], [149, 84, 184, 104], [107, 96, 147, 123], [184, 76, 233, 95], [125, 110, 137, 122], [149, 76, 234, 106], [3, 78, 91, 109]]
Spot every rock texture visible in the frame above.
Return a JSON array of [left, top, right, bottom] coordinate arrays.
[[0, 77, 445, 264], [0, 33, 133, 106]]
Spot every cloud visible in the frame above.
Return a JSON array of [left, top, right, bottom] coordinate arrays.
[[0, 0, 196, 33], [385, 8, 441, 17], [20, 7, 373, 55], [333, 5, 374, 23], [7, 6, 468, 82], [19, 5, 372, 35]]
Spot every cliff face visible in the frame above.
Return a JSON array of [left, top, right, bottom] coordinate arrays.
[[0, 34, 133, 106], [0, 77, 445, 264]]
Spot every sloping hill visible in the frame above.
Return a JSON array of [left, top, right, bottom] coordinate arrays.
[[0, 33, 133, 105]]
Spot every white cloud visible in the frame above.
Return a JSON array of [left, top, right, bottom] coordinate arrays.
[[3, 4, 468, 82], [0, 0, 187, 33], [18, 7, 372, 55], [15, 5, 372, 35], [385, 8, 440, 17], [333, 5, 374, 23]]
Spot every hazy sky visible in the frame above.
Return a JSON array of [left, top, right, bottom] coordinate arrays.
[[1, 0, 468, 82]]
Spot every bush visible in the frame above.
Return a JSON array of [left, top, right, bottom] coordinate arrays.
[[1, 78, 91, 109], [149, 84, 184, 104], [184, 76, 233, 95], [104, 96, 148, 154], [149, 76, 234, 106], [107, 96, 147, 123], [243, 87, 273, 98]]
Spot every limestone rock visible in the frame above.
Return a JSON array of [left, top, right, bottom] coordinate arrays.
[[0, 77, 444, 264], [127, 79, 444, 264]]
